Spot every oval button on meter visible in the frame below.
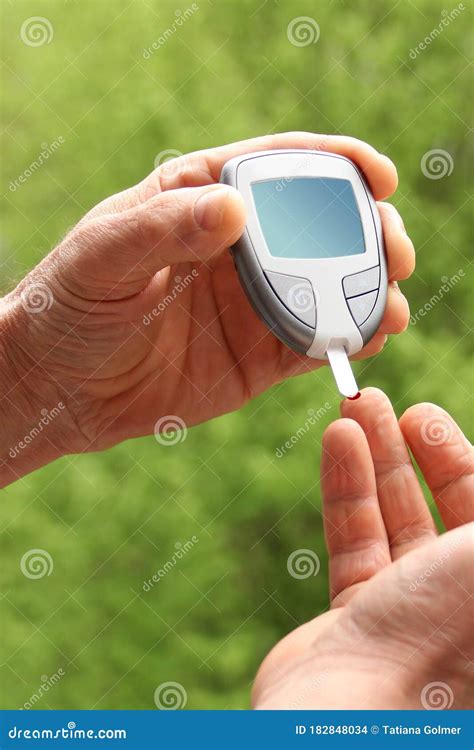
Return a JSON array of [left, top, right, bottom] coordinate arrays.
[[264, 271, 316, 329], [347, 289, 379, 327]]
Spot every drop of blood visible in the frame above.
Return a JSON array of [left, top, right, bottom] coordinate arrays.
[[347, 391, 361, 401]]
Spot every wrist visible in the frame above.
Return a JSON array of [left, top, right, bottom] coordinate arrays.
[[0, 297, 70, 487]]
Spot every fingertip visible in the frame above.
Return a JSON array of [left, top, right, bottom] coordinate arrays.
[[391, 234, 416, 281], [378, 154, 398, 195], [400, 401, 473, 458], [380, 284, 410, 334], [399, 401, 451, 439], [384, 228, 416, 281], [350, 332, 388, 361], [323, 417, 366, 455], [378, 201, 416, 281], [341, 386, 389, 417], [393, 288, 410, 332], [369, 154, 398, 201], [400, 400, 438, 423]]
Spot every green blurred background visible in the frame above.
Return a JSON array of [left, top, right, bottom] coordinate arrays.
[[1, 0, 472, 710]]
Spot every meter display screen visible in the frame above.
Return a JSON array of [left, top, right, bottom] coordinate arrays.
[[251, 177, 366, 259]]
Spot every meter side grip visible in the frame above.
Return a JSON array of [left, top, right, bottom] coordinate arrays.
[[231, 230, 315, 354]]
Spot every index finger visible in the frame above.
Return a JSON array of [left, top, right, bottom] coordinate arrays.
[[85, 132, 398, 222], [174, 132, 398, 199], [341, 389, 438, 559], [173, 132, 398, 200]]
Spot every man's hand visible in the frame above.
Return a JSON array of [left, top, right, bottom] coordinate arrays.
[[253, 389, 473, 709], [1, 133, 413, 484]]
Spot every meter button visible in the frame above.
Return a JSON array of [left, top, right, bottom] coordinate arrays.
[[347, 290, 378, 327], [343, 266, 380, 298], [265, 271, 316, 329]]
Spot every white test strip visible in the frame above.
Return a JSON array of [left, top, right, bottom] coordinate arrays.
[[326, 344, 359, 399]]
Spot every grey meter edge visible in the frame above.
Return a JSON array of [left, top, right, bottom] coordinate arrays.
[[220, 149, 388, 360]]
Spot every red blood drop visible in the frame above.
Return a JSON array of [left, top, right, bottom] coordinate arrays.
[[347, 392, 361, 400]]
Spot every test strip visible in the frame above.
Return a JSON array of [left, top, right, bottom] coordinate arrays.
[[326, 345, 359, 399]]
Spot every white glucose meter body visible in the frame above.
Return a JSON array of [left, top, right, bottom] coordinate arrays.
[[220, 150, 388, 397]]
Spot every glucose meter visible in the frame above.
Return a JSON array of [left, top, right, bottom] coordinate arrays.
[[220, 149, 388, 397]]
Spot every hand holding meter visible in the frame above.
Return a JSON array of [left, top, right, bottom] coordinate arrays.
[[220, 150, 388, 398]]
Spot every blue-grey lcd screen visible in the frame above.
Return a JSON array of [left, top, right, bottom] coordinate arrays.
[[251, 177, 365, 259]]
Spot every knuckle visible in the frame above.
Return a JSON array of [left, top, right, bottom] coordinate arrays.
[[69, 217, 113, 254], [129, 207, 155, 248], [433, 449, 474, 495], [125, 204, 172, 249]]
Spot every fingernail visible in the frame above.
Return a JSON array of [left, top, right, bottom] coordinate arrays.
[[194, 187, 231, 231]]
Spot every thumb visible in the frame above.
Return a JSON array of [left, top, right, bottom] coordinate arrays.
[[61, 184, 246, 297]]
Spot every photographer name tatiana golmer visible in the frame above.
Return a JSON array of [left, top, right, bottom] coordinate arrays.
[[382, 725, 461, 735]]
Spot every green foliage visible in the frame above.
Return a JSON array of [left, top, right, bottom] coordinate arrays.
[[1, 0, 472, 710]]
